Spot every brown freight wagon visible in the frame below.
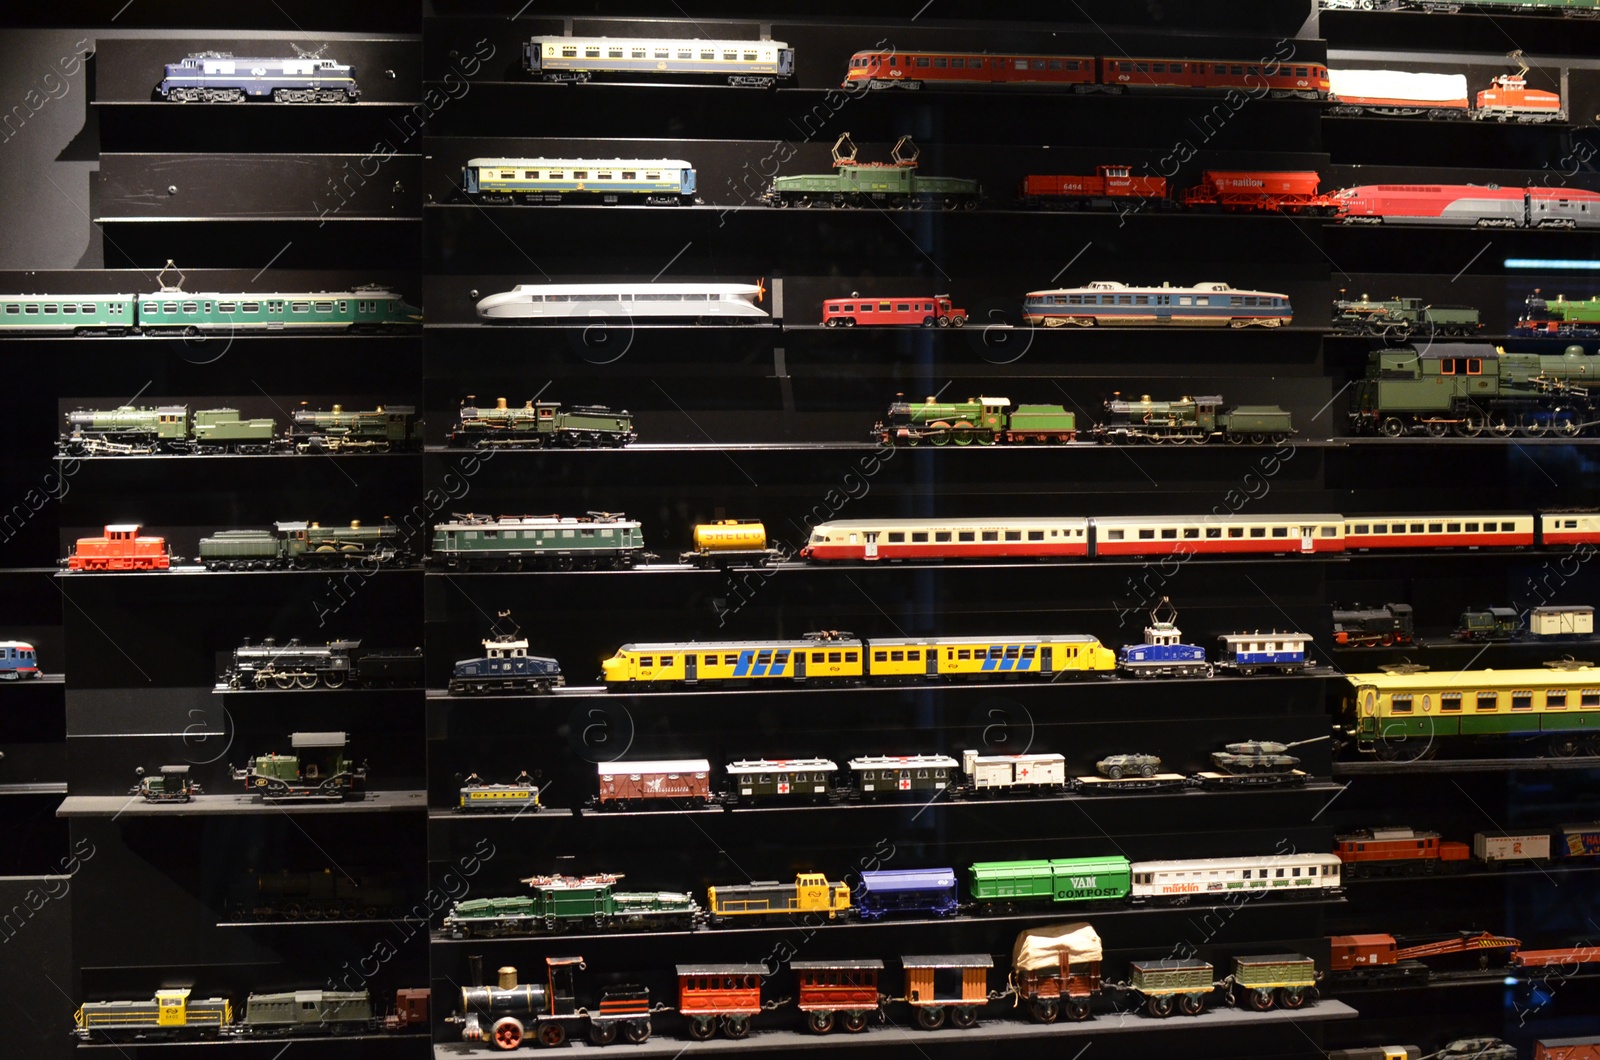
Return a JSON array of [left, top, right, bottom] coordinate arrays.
[[1538, 1039, 1600, 1060], [595, 759, 712, 809]]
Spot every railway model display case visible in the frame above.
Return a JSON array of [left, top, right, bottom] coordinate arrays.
[[1, 0, 1596, 1058]]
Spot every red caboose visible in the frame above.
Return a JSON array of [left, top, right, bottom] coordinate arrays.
[[382, 988, 430, 1032], [1183, 170, 1339, 215], [793, 959, 883, 1034], [66, 524, 172, 571], [1018, 165, 1167, 208], [676, 963, 764, 1040], [1334, 827, 1471, 876]]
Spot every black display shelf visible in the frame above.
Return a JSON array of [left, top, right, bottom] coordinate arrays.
[[1335, 757, 1600, 774], [429, 999, 1360, 1056], [56, 790, 428, 816]]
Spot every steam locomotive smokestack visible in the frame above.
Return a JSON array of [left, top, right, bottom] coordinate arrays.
[[469, 955, 483, 987]]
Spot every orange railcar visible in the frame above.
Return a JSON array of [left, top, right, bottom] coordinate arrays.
[[676, 963, 764, 1041], [793, 959, 883, 1034]]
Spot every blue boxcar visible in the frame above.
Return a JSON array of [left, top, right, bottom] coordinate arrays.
[[1214, 632, 1310, 675], [855, 867, 960, 921]]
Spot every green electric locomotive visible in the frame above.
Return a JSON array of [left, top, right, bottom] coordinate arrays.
[[874, 395, 1077, 445], [1089, 394, 1295, 444], [430, 512, 646, 570], [1348, 342, 1599, 436], [198, 520, 411, 570], [763, 134, 981, 210]]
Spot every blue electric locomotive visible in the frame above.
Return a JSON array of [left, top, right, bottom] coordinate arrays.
[[159, 53, 359, 103], [856, 868, 960, 921], [449, 623, 565, 695], [1117, 598, 1213, 678]]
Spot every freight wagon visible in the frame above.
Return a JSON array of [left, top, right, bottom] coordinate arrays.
[[595, 759, 713, 809]]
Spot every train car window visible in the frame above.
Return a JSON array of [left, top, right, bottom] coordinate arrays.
[[181, 301, 199, 313], [561, 46, 577, 58], [1160, 528, 1177, 539], [890, 651, 904, 662], [982, 531, 998, 542], [1502, 521, 1517, 531], [1275, 868, 1285, 877], [1048, 60, 1062, 70], [743, 51, 756, 61], [1272, 527, 1288, 537], [1106, 529, 1124, 540], [162, 303, 178, 314], [913, 532, 929, 542], [1004, 646, 1019, 658], [1391, 694, 1413, 714], [1135, 62, 1148, 73], [60, 304, 75, 314], [1028, 531, 1043, 541], [1439, 693, 1462, 712], [639, 656, 653, 666], [1475, 692, 1498, 711], [1583, 689, 1600, 707], [700, 50, 715, 60], [1512, 692, 1533, 710], [621, 171, 636, 180], [1230, 65, 1244, 75], [1182, 528, 1199, 539], [958, 531, 975, 542], [1138, 529, 1155, 540], [1466, 359, 1482, 374], [1247, 66, 1260, 76], [1029, 59, 1044, 70], [633, 49, 647, 59], [218, 302, 237, 313], [844, 651, 858, 662], [726, 654, 739, 665], [655, 49, 669, 59], [1207, 527, 1222, 538], [1464, 521, 1480, 532], [1249, 527, 1267, 538], [291, 302, 310, 313], [887, 532, 905, 543], [1547, 690, 1567, 709], [1427, 522, 1442, 533], [1446, 522, 1461, 533], [896, 303, 910, 312], [873, 650, 888, 662], [935, 531, 950, 542], [1005, 531, 1021, 541]]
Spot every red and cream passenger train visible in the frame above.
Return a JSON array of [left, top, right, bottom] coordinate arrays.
[[799, 511, 1600, 562]]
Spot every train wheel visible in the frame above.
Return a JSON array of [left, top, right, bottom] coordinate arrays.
[[1550, 735, 1584, 758], [1190, 434, 1208, 444], [951, 421, 976, 445], [253, 673, 271, 689], [538, 1021, 566, 1046], [922, 317, 935, 327], [929, 421, 952, 445], [1522, 413, 1549, 437], [1280, 988, 1307, 1009], [808, 1011, 835, 1034], [826, 318, 838, 327], [296, 673, 318, 689], [1249, 989, 1275, 1012], [1029, 998, 1060, 1024], [624, 1020, 651, 1043], [1488, 412, 1514, 436], [1456, 411, 1486, 437], [687, 1017, 716, 1041], [490, 1018, 524, 1049], [842, 317, 855, 327], [843, 1011, 869, 1033], [1423, 421, 1448, 437], [274, 673, 296, 690], [1065, 1000, 1092, 1022], [1146, 995, 1174, 1018], [1379, 417, 1405, 437], [322, 672, 345, 689], [1179, 993, 1204, 1016], [1225, 432, 1244, 444], [723, 1016, 750, 1040], [915, 1007, 946, 1030], [589, 1022, 618, 1045], [1558, 414, 1582, 437], [951, 1007, 978, 1029]]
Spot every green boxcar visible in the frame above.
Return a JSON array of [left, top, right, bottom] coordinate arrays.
[[429, 513, 646, 570], [238, 990, 373, 1031], [967, 856, 1132, 906]]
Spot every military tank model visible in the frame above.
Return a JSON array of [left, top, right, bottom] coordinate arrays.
[[1096, 753, 1161, 780]]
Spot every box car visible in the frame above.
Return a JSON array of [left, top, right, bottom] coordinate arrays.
[[595, 759, 712, 808], [967, 856, 1132, 906], [960, 749, 1067, 791], [856, 867, 960, 920], [1537, 1039, 1600, 1060], [1531, 605, 1595, 636], [676, 964, 765, 1040], [899, 955, 992, 1029], [1128, 959, 1213, 1017], [1561, 824, 1600, 857], [1473, 832, 1551, 862], [1329, 933, 1401, 972]]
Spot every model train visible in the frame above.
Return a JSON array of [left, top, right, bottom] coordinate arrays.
[[450, 626, 565, 695], [1348, 343, 1599, 437], [449, 398, 635, 448], [430, 513, 646, 571], [198, 520, 412, 570], [1343, 663, 1600, 758], [131, 765, 202, 802], [800, 508, 1600, 563], [0, 284, 418, 335], [1516, 291, 1600, 338], [523, 36, 793, 87], [842, 49, 1329, 99], [474, 281, 768, 322], [158, 53, 359, 103], [1088, 394, 1295, 444], [822, 294, 968, 327], [58, 403, 419, 456], [453, 928, 1319, 1048], [1333, 603, 1417, 646], [1021, 281, 1293, 327], [74, 987, 426, 1041], [1335, 823, 1600, 877], [873, 395, 1077, 445], [1328, 69, 1565, 121], [1017, 168, 1337, 214], [226, 868, 409, 920], [443, 851, 1342, 939], [1331, 294, 1482, 338], [1323, 0, 1598, 14], [1329, 184, 1600, 227], [64, 524, 173, 571], [0, 640, 40, 680], [761, 134, 981, 210], [459, 772, 542, 812], [873, 393, 1295, 446], [220, 637, 422, 690], [462, 157, 698, 206], [231, 731, 367, 800]]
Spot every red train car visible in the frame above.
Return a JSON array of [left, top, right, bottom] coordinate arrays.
[[66, 524, 173, 571], [1335, 827, 1471, 876], [821, 295, 967, 328], [1018, 166, 1167, 208], [842, 51, 1328, 99], [1330, 933, 1401, 972], [594, 759, 712, 809], [1537, 1039, 1600, 1060], [1183, 170, 1339, 215], [792, 959, 883, 1034], [677, 963, 765, 1040]]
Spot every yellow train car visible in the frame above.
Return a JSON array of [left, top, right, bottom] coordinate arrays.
[[73, 989, 232, 1040], [867, 635, 1115, 679], [601, 635, 866, 687], [1344, 664, 1600, 758]]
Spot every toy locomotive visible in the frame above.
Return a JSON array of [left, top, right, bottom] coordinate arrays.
[[220, 637, 423, 690], [158, 52, 359, 103]]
